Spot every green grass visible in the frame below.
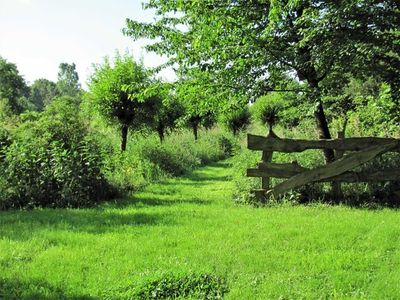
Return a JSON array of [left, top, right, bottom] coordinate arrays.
[[1, 160, 400, 299]]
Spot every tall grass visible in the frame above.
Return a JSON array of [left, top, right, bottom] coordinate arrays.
[[98, 127, 236, 193], [1, 161, 400, 299]]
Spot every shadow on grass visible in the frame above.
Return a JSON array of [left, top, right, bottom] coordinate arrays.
[[0, 207, 177, 241], [122, 196, 212, 207], [0, 277, 94, 299], [0, 160, 231, 241]]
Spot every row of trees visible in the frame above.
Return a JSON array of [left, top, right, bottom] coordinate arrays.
[[1, 53, 257, 154], [0, 57, 81, 114], [88, 53, 255, 151], [124, 0, 400, 163]]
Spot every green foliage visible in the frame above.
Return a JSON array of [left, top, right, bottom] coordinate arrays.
[[56, 63, 81, 97], [0, 138, 111, 210], [29, 78, 59, 111], [0, 99, 14, 123], [88, 52, 155, 151], [0, 96, 114, 210], [0, 56, 30, 114], [175, 69, 232, 139], [147, 82, 185, 142], [231, 148, 260, 205], [0, 126, 11, 153], [220, 105, 251, 136], [135, 273, 229, 299], [346, 84, 398, 137], [125, 1, 398, 102], [104, 128, 235, 192], [251, 93, 287, 133]]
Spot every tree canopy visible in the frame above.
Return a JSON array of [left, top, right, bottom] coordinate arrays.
[[57, 62, 81, 97], [29, 78, 60, 111], [88, 53, 156, 151], [125, 0, 399, 161], [0, 56, 30, 114]]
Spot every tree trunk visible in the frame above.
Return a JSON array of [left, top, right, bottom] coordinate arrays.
[[192, 123, 198, 140], [314, 101, 335, 163], [121, 124, 128, 152], [157, 123, 165, 143], [308, 83, 335, 164]]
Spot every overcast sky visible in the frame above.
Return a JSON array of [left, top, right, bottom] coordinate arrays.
[[0, 0, 174, 88]]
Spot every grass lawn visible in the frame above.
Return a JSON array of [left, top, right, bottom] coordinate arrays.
[[1, 160, 400, 299]]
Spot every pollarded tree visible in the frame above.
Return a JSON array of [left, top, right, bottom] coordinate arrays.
[[251, 93, 287, 135], [88, 53, 156, 151], [220, 105, 251, 136], [125, 0, 400, 163], [146, 82, 184, 143], [176, 69, 230, 140]]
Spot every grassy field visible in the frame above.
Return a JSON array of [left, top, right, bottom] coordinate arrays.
[[1, 160, 400, 299]]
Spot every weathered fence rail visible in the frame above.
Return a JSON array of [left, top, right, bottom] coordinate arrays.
[[247, 133, 400, 202], [248, 135, 400, 152]]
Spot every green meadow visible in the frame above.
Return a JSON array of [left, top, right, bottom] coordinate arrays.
[[1, 160, 399, 299]]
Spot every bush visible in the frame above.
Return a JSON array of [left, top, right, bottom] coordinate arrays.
[[0, 139, 113, 209], [232, 148, 261, 205], [0, 96, 115, 210], [134, 273, 229, 299], [0, 127, 11, 158]]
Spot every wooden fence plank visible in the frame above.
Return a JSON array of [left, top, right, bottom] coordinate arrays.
[[328, 169, 400, 182], [247, 162, 308, 178], [248, 134, 400, 153], [268, 142, 397, 197], [247, 168, 400, 182]]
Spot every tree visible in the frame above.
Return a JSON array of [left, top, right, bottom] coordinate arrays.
[[147, 82, 184, 143], [88, 53, 156, 151], [251, 93, 287, 135], [0, 56, 30, 114], [57, 63, 81, 97], [175, 69, 230, 140], [220, 105, 251, 136], [125, 0, 400, 163], [29, 78, 59, 111]]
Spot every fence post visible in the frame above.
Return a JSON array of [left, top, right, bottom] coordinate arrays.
[[261, 150, 273, 191], [257, 132, 276, 202], [332, 131, 345, 200]]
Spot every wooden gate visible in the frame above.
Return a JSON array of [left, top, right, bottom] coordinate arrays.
[[246, 133, 400, 202]]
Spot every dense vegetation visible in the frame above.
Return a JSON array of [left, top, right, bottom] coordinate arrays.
[[1, 162, 400, 299], [0, 0, 399, 298]]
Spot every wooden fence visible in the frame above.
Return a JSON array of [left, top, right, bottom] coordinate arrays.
[[246, 132, 400, 202]]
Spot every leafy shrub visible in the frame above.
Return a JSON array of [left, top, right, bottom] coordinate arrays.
[[0, 96, 115, 210], [346, 86, 398, 137], [135, 273, 229, 299], [0, 139, 113, 209], [0, 127, 11, 158], [232, 148, 260, 205]]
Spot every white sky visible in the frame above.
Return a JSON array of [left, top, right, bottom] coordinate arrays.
[[0, 0, 175, 88]]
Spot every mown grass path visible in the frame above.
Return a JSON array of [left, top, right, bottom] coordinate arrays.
[[1, 160, 400, 299]]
